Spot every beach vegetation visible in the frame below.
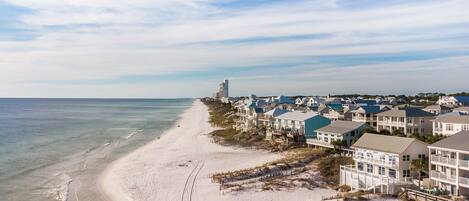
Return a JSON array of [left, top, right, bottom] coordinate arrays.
[[317, 156, 354, 186]]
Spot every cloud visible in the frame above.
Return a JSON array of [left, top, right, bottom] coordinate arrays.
[[0, 0, 469, 97]]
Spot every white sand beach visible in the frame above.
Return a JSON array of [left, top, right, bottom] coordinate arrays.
[[98, 100, 336, 201]]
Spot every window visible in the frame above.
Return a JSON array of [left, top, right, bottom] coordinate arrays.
[[403, 169, 411, 177], [389, 169, 396, 178], [418, 154, 425, 159], [403, 155, 410, 161], [463, 124, 469, 131], [357, 162, 364, 171], [324, 138, 329, 142], [447, 124, 453, 131], [379, 167, 386, 175], [367, 164, 373, 173]]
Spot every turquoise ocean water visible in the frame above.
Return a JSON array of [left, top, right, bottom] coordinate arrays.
[[0, 98, 193, 201]]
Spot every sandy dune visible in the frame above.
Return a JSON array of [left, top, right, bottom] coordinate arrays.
[[98, 100, 336, 201]]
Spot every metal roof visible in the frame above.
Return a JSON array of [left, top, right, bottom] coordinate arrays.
[[316, 120, 366, 134], [352, 133, 427, 154]]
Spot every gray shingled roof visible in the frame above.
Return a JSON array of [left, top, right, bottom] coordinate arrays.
[[352, 133, 427, 154], [424, 105, 451, 110], [433, 115, 469, 124], [430, 131, 469, 152], [454, 107, 469, 112], [316, 120, 366, 134], [376, 107, 434, 117]]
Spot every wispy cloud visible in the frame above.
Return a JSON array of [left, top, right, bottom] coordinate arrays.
[[1, 0, 469, 97]]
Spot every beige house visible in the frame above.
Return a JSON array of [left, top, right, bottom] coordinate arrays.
[[424, 105, 452, 115], [428, 131, 469, 197], [340, 133, 428, 194], [351, 105, 390, 128], [433, 115, 469, 136], [376, 107, 434, 135], [308, 120, 368, 148]]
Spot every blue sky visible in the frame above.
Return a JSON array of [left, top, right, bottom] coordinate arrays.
[[1, 0, 469, 98]]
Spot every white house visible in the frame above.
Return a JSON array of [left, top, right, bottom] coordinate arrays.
[[428, 131, 469, 197], [438, 96, 469, 107], [433, 115, 469, 136], [270, 111, 331, 141], [258, 108, 288, 128], [308, 120, 369, 148], [340, 133, 428, 194]]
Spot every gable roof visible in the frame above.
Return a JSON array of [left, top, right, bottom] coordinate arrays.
[[316, 120, 366, 134], [376, 107, 434, 117], [433, 115, 469, 124], [430, 131, 469, 152], [353, 105, 383, 114], [352, 133, 427, 154], [276, 111, 319, 121], [327, 103, 343, 111], [264, 108, 288, 117]]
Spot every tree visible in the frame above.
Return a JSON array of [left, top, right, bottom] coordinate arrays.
[[392, 129, 406, 137], [331, 140, 348, 154], [410, 157, 429, 187]]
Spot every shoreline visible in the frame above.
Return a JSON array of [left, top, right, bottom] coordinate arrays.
[[98, 99, 336, 201]]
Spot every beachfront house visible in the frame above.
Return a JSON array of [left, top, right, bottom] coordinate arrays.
[[269, 111, 331, 142], [258, 108, 288, 128], [428, 131, 469, 197], [340, 133, 428, 194], [307, 120, 369, 148], [351, 105, 391, 128], [433, 114, 469, 136], [376, 107, 434, 135], [423, 105, 452, 116]]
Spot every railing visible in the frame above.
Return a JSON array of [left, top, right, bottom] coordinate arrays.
[[430, 155, 457, 166], [430, 171, 456, 183], [434, 128, 443, 132], [459, 177, 469, 186], [354, 156, 398, 168], [459, 159, 469, 169], [306, 139, 334, 148]]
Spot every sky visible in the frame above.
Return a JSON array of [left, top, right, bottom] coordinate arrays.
[[1, 0, 469, 98]]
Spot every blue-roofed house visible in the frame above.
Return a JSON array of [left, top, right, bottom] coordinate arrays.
[[353, 99, 377, 106]]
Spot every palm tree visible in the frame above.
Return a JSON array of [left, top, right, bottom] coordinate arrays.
[[410, 157, 429, 187]]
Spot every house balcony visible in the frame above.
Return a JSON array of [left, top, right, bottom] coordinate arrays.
[[306, 139, 334, 148], [430, 155, 457, 166], [353, 116, 377, 122], [430, 171, 457, 184], [378, 121, 406, 127], [354, 156, 398, 168], [460, 159, 469, 170], [459, 177, 469, 187], [434, 128, 443, 132]]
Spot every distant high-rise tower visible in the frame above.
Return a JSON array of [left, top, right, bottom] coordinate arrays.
[[223, 79, 229, 98], [214, 79, 229, 99]]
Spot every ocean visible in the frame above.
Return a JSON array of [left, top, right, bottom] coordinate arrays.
[[0, 98, 193, 201]]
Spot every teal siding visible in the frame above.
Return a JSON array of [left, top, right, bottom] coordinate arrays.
[[304, 116, 331, 139]]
